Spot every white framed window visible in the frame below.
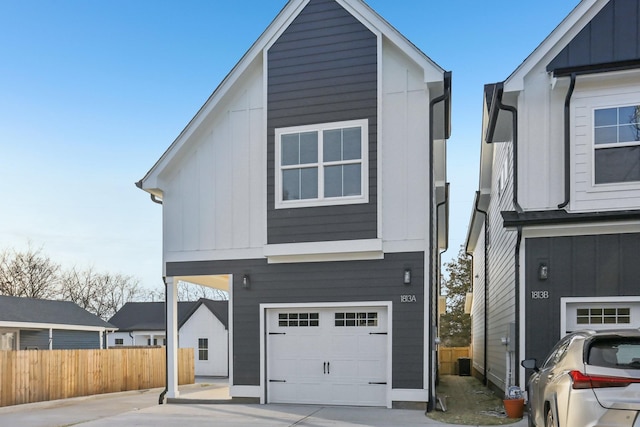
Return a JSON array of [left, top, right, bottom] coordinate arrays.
[[115, 338, 124, 346], [275, 119, 369, 209], [593, 104, 640, 184]]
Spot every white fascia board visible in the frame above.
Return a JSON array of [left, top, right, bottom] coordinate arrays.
[[504, 0, 605, 93], [337, 0, 445, 84], [264, 239, 383, 264], [164, 248, 264, 264], [521, 221, 640, 239], [139, 0, 308, 192], [0, 321, 112, 332]]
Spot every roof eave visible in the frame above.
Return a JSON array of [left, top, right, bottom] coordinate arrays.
[[503, 0, 605, 93]]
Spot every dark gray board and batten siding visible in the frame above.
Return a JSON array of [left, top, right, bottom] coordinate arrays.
[[167, 252, 425, 390], [547, 0, 640, 74], [267, 0, 378, 244], [524, 232, 640, 366]]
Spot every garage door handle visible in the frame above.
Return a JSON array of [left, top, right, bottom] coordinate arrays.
[[368, 382, 387, 385], [324, 362, 326, 374], [327, 362, 330, 374], [269, 379, 286, 383], [369, 332, 387, 335]]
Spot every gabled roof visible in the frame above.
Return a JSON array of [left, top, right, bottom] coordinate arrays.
[[0, 295, 114, 330], [503, 0, 606, 92], [180, 299, 229, 330], [108, 299, 228, 331], [137, 0, 446, 195], [108, 301, 197, 331]]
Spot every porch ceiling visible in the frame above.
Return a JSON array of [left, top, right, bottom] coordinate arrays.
[[175, 275, 229, 292]]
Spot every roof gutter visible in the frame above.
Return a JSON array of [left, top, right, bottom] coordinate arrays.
[[427, 70, 451, 413], [486, 82, 522, 213]]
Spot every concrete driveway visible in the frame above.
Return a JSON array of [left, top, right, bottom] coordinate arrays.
[[0, 381, 528, 427]]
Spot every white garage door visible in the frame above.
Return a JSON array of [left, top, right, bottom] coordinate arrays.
[[266, 306, 388, 406]]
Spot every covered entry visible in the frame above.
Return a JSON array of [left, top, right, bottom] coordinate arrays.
[[265, 304, 390, 407]]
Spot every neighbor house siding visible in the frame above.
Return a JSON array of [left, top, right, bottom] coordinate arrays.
[[52, 330, 100, 349], [524, 232, 640, 364], [470, 222, 486, 377], [167, 252, 425, 389], [266, 0, 378, 244], [485, 141, 518, 391], [19, 330, 100, 350], [19, 330, 49, 350]]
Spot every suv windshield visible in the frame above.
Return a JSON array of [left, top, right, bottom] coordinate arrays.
[[587, 338, 640, 369]]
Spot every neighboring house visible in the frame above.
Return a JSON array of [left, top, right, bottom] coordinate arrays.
[[466, 0, 640, 395], [179, 299, 229, 377], [107, 301, 196, 347], [0, 295, 115, 350], [136, 0, 450, 409], [108, 299, 229, 377]]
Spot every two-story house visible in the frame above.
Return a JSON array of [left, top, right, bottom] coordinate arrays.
[[466, 0, 640, 394], [137, 0, 450, 409]]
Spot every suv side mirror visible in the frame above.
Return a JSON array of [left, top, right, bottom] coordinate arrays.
[[521, 358, 539, 372]]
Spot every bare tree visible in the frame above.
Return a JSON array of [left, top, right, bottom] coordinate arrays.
[[0, 246, 60, 299], [178, 281, 228, 301], [59, 266, 146, 320]]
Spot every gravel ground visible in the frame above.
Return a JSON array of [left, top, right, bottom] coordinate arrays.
[[426, 375, 523, 426]]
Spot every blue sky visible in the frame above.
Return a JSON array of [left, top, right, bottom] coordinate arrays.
[[0, 0, 580, 292]]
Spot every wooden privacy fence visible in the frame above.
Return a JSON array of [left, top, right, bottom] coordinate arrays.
[[0, 347, 194, 407], [439, 347, 471, 375]]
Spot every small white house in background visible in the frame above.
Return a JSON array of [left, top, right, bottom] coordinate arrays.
[[108, 299, 229, 377], [178, 299, 229, 377]]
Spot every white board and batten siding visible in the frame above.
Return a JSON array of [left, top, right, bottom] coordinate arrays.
[[159, 59, 265, 262], [381, 39, 430, 249]]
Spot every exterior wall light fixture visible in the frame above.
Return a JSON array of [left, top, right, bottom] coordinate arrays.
[[242, 274, 251, 289], [538, 263, 548, 280], [403, 269, 412, 285]]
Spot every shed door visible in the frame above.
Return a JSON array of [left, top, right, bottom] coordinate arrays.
[[266, 306, 388, 406]]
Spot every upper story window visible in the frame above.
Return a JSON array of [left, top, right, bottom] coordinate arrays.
[[594, 105, 640, 184], [275, 119, 369, 209]]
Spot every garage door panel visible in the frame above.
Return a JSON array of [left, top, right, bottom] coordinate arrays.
[[267, 306, 388, 406]]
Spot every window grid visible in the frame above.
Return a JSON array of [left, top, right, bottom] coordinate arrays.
[[115, 338, 124, 346], [198, 338, 209, 361], [276, 119, 368, 208], [278, 312, 319, 327], [594, 105, 640, 184], [335, 312, 378, 327], [576, 307, 631, 325]]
